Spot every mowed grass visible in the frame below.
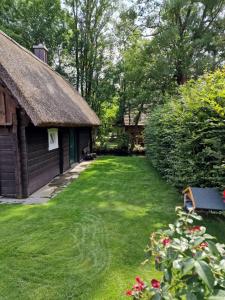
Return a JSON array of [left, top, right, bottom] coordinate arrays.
[[0, 156, 224, 300]]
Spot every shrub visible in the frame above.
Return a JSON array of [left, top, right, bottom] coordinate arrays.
[[117, 132, 130, 152], [145, 69, 225, 189], [126, 207, 225, 299]]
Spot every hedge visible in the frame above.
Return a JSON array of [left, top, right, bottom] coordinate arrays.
[[145, 69, 225, 189]]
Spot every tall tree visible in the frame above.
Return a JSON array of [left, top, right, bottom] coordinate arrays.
[[64, 0, 115, 109], [137, 0, 225, 84], [0, 0, 67, 63]]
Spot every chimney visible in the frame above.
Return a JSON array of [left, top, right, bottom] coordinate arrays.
[[33, 43, 48, 63]]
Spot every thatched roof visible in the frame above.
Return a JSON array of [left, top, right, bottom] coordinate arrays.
[[0, 31, 100, 127]]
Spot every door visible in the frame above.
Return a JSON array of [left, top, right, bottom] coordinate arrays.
[[69, 129, 78, 164]]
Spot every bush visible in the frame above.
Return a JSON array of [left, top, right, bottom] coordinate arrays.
[[126, 207, 225, 299], [117, 132, 130, 153], [145, 69, 225, 189]]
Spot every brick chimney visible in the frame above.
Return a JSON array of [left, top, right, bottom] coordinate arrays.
[[33, 43, 48, 63]]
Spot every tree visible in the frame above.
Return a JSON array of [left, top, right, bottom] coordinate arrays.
[[0, 0, 67, 63], [137, 0, 225, 85], [63, 0, 116, 108]]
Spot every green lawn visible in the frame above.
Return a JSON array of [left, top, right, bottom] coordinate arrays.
[[0, 156, 224, 300]]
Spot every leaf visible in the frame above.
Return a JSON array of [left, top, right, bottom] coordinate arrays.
[[151, 293, 161, 300], [182, 258, 195, 274], [209, 289, 225, 299], [187, 218, 193, 224], [194, 260, 214, 289], [169, 224, 175, 231], [164, 268, 172, 283], [219, 259, 225, 270], [173, 259, 182, 270], [186, 291, 198, 300], [203, 234, 216, 240], [207, 240, 220, 256], [192, 237, 205, 247], [191, 214, 203, 221]]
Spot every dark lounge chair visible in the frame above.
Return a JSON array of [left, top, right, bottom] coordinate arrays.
[[183, 187, 225, 212]]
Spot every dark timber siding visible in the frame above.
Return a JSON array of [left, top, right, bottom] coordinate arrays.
[[26, 126, 60, 195], [0, 128, 17, 196], [0, 85, 19, 198], [61, 128, 70, 172], [79, 127, 91, 160]]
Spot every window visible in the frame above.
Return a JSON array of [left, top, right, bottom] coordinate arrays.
[[48, 128, 59, 151]]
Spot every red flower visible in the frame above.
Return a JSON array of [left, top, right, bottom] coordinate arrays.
[[126, 290, 134, 296], [223, 190, 225, 198], [133, 277, 145, 291], [133, 284, 143, 291], [135, 276, 144, 286], [151, 279, 160, 289], [162, 238, 171, 246], [199, 242, 208, 249], [189, 226, 201, 233]]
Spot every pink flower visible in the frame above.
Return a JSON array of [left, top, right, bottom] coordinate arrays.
[[151, 279, 160, 289], [162, 238, 171, 246], [133, 284, 143, 291], [126, 276, 146, 296], [199, 242, 208, 249], [126, 290, 134, 296], [135, 276, 144, 286], [133, 277, 145, 291]]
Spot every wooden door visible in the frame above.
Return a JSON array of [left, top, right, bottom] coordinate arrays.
[[69, 129, 78, 164]]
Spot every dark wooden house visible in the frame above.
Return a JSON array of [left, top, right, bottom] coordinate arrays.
[[0, 31, 100, 198], [123, 110, 147, 146]]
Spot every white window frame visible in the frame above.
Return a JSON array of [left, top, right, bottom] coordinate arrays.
[[48, 128, 59, 151]]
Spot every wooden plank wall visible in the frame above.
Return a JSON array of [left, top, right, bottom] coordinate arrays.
[[61, 128, 70, 172], [26, 126, 60, 195], [0, 128, 17, 196], [78, 127, 91, 160], [0, 85, 19, 197]]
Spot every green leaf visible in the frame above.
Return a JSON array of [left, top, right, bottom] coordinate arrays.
[[182, 258, 195, 274], [173, 259, 182, 270], [186, 291, 198, 300], [191, 214, 203, 221], [164, 268, 172, 283], [219, 259, 225, 270], [203, 234, 216, 240], [207, 240, 220, 256], [193, 237, 205, 247], [194, 260, 214, 289], [209, 289, 225, 299], [151, 293, 161, 300]]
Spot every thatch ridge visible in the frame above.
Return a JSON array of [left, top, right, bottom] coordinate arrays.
[[0, 31, 100, 127]]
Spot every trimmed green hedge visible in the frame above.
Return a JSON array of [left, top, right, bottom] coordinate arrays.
[[145, 69, 225, 189]]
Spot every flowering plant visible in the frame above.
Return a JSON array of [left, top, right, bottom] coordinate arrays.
[[126, 207, 225, 299]]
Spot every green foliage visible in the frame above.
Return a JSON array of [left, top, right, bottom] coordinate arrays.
[[137, 0, 225, 85], [117, 132, 130, 152], [145, 69, 225, 189], [64, 0, 116, 107], [126, 207, 225, 299], [0, 0, 66, 63], [96, 97, 119, 148]]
